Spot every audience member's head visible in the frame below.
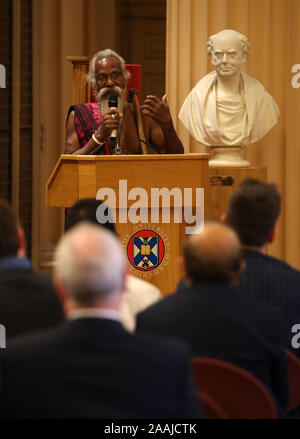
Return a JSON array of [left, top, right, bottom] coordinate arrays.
[[54, 223, 126, 311], [66, 198, 116, 234], [0, 199, 26, 259], [182, 221, 244, 285], [225, 178, 281, 248]]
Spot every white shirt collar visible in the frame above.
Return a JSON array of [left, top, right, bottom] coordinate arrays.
[[67, 308, 121, 322]]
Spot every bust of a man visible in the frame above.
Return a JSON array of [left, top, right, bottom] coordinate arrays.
[[179, 29, 279, 149]]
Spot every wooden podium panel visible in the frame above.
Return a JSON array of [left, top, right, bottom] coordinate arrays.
[[207, 166, 267, 220], [47, 153, 209, 295]]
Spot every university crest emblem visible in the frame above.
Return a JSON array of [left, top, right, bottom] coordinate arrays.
[[126, 229, 165, 272]]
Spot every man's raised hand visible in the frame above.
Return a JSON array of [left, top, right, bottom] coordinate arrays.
[[141, 94, 172, 127]]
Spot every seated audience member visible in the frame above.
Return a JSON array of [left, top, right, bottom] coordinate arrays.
[[65, 198, 161, 331], [224, 178, 300, 357], [65, 48, 184, 155], [137, 222, 289, 414], [0, 224, 201, 419], [0, 199, 63, 338]]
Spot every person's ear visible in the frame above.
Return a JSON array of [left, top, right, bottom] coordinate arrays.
[[16, 227, 26, 258], [231, 259, 246, 285], [267, 228, 276, 244], [179, 254, 188, 280], [239, 258, 246, 278], [220, 213, 227, 223], [120, 266, 128, 296], [53, 277, 71, 313]]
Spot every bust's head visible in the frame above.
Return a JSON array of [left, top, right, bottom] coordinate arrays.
[[207, 29, 250, 78]]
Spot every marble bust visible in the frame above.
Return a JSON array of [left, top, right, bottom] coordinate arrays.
[[179, 29, 279, 166]]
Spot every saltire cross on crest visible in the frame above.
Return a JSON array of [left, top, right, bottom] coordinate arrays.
[[127, 229, 165, 272]]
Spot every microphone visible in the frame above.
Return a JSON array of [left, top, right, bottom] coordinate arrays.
[[108, 94, 118, 154], [108, 94, 118, 140]]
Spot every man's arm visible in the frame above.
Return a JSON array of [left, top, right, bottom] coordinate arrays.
[[65, 109, 122, 155], [141, 95, 184, 154]]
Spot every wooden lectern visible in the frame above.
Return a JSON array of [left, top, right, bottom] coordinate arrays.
[[46, 153, 209, 295]]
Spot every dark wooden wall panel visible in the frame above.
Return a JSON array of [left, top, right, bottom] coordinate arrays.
[[0, 0, 12, 201], [19, 0, 33, 256], [118, 0, 166, 102]]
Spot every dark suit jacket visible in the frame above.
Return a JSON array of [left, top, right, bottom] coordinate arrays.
[[0, 318, 201, 419], [0, 268, 64, 338], [236, 250, 300, 357], [137, 282, 289, 412]]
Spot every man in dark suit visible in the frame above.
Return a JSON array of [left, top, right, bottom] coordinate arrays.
[[0, 199, 63, 338], [223, 178, 300, 357], [0, 223, 200, 419], [65, 198, 162, 332], [137, 222, 289, 414]]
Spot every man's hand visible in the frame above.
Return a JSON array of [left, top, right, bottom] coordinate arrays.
[[141, 95, 172, 127], [94, 109, 123, 142]]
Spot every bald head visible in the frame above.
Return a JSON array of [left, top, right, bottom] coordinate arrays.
[[183, 222, 243, 285], [54, 223, 126, 306]]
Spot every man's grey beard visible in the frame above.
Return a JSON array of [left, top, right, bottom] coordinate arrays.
[[96, 86, 125, 116]]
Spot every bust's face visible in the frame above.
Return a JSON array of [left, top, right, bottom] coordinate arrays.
[[211, 31, 246, 78]]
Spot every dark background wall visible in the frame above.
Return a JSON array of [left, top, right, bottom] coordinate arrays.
[[19, 0, 33, 256], [118, 0, 166, 102], [0, 0, 32, 256], [0, 0, 12, 202]]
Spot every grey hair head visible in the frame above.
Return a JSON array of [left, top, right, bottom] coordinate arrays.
[[54, 223, 126, 306], [207, 29, 250, 57], [87, 48, 131, 93]]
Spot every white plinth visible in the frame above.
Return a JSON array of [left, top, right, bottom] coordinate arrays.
[[209, 146, 250, 168]]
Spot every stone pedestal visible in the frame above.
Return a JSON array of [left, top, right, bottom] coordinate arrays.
[[209, 146, 250, 168]]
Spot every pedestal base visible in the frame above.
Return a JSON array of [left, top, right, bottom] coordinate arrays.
[[209, 146, 250, 168]]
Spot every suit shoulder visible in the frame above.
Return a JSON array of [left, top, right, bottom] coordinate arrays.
[[133, 330, 190, 359], [137, 290, 180, 317], [266, 255, 300, 276], [0, 267, 51, 282], [0, 269, 55, 294], [246, 251, 300, 281], [2, 325, 65, 357], [26, 270, 54, 285], [228, 287, 282, 332]]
